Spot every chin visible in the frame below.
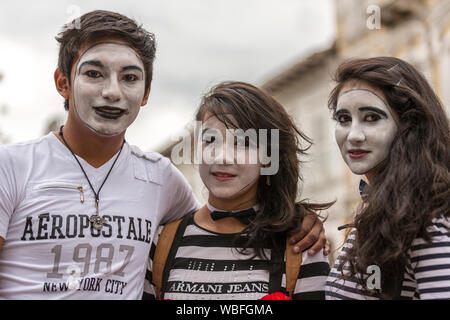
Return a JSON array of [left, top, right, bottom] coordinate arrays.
[[100, 130, 123, 137], [209, 188, 245, 200], [352, 166, 381, 178], [88, 123, 126, 137], [346, 164, 372, 176]]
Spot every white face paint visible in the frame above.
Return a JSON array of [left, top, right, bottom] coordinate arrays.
[[334, 82, 398, 178], [198, 113, 261, 200], [73, 42, 146, 136]]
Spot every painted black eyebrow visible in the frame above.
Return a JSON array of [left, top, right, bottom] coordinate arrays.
[[201, 128, 220, 136], [121, 65, 143, 74], [359, 106, 388, 117], [334, 107, 388, 120], [78, 61, 143, 75], [78, 60, 104, 74], [335, 109, 350, 116]]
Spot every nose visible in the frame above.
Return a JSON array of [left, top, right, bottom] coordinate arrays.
[[347, 122, 366, 144], [212, 141, 235, 165], [101, 77, 122, 102]]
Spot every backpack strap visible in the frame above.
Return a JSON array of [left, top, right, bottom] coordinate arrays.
[[152, 219, 182, 300], [285, 237, 302, 298]]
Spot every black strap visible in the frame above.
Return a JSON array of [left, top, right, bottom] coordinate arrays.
[[160, 211, 196, 299], [268, 236, 286, 294]]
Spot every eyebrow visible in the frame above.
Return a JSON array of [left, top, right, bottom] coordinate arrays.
[[335, 106, 388, 118], [359, 106, 388, 117], [121, 65, 144, 74], [78, 60, 143, 75], [334, 109, 349, 117], [201, 128, 219, 136], [78, 60, 104, 74]]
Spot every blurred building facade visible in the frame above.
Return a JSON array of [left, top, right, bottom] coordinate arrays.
[[0, 70, 10, 144], [261, 0, 450, 257], [159, 0, 450, 261]]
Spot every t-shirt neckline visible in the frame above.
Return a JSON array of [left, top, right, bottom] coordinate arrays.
[[49, 131, 128, 173]]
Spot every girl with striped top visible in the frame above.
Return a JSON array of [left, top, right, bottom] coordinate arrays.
[[145, 81, 333, 300], [325, 57, 450, 300]]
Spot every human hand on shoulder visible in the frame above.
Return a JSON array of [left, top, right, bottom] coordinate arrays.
[[288, 210, 329, 256]]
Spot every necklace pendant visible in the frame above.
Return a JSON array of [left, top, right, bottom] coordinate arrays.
[[90, 215, 107, 231]]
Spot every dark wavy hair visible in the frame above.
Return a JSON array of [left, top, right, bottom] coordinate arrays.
[[55, 10, 156, 111], [196, 81, 333, 263], [328, 57, 450, 298]]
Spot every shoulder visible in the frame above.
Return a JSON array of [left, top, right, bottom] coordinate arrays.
[[409, 216, 450, 299], [0, 135, 53, 170], [0, 135, 50, 156], [154, 213, 194, 243], [301, 250, 330, 267], [410, 216, 450, 252], [427, 216, 450, 237], [127, 144, 174, 184], [128, 144, 177, 171], [129, 144, 166, 163]]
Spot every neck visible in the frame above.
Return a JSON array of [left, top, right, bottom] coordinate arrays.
[[208, 189, 257, 211], [365, 173, 374, 185], [194, 205, 246, 234], [365, 169, 379, 185], [195, 187, 258, 234], [365, 158, 389, 184], [56, 121, 125, 168]]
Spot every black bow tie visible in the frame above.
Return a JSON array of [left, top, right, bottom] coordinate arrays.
[[210, 207, 257, 225]]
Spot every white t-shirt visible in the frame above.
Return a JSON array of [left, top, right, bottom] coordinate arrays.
[[0, 133, 200, 299]]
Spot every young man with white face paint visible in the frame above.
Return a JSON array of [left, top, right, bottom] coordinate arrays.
[[0, 10, 201, 300], [146, 82, 332, 300], [325, 57, 450, 300], [0, 11, 326, 300], [72, 42, 147, 137]]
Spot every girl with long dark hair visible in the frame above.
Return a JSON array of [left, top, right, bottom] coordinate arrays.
[[146, 81, 332, 300], [325, 57, 450, 299]]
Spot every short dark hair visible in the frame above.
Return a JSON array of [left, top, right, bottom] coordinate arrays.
[[55, 10, 156, 111]]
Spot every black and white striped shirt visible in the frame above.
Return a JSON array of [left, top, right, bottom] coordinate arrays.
[[326, 216, 450, 300], [144, 214, 330, 300]]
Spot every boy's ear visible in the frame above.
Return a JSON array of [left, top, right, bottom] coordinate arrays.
[[54, 68, 71, 99], [141, 85, 151, 106]]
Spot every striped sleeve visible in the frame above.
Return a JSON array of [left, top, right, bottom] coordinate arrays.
[[325, 230, 380, 300], [410, 217, 450, 300], [287, 251, 330, 300]]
